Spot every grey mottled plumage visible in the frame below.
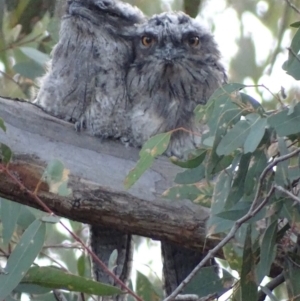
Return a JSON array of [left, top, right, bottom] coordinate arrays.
[[34, 0, 145, 299], [127, 12, 226, 294], [35, 0, 144, 141], [127, 12, 226, 158]]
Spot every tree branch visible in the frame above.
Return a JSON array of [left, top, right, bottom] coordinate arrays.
[[0, 96, 213, 251]]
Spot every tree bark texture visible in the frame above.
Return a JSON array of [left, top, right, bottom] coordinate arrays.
[[0, 97, 215, 251]]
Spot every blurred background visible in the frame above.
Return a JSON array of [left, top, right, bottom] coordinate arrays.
[[1, 0, 300, 107], [0, 0, 300, 300]]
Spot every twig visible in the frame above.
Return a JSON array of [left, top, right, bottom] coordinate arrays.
[[164, 186, 275, 301], [53, 290, 68, 301], [275, 184, 300, 204], [0, 164, 142, 301], [0, 70, 24, 91], [164, 147, 300, 301], [43, 243, 84, 250], [257, 273, 285, 301], [285, 0, 300, 14], [287, 46, 300, 64], [175, 293, 216, 301], [268, 2, 290, 75], [0, 34, 44, 53], [258, 84, 285, 107]]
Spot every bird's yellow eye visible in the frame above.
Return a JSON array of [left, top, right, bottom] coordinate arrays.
[[141, 36, 154, 47], [188, 36, 200, 47]]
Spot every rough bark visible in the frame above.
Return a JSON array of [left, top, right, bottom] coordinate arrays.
[[0, 97, 215, 251]]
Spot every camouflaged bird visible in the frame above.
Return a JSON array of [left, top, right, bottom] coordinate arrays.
[[127, 11, 227, 295], [35, 1, 145, 300]]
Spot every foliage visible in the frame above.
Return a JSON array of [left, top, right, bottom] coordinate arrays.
[[1, 1, 300, 301], [127, 25, 300, 301]]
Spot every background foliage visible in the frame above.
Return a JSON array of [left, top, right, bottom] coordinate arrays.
[[1, 0, 300, 301]]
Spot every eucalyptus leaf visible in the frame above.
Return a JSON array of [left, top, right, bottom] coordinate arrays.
[[0, 198, 21, 244], [22, 266, 121, 296], [240, 225, 258, 301], [125, 132, 171, 188], [0, 219, 46, 300]]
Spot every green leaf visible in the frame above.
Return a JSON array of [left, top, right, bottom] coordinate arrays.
[[268, 102, 300, 136], [0, 143, 12, 163], [43, 159, 64, 183], [57, 181, 72, 197], [274, 138, 289, 186], [284, 257, 300, 299], [40, 215, 60, 223], [174, 164, 205, 184], [14, 283, 51, 295], [19, 47, 49, 66], [140, 132, 171, 157], [170, 149, 207, 168], [108, 249, 118, 271], [256, 220, 277, 283], [224, 153, 251, 209], [290, 21, 300, 28], [0, 118, 6, 132], [21, 266, 121, 296], [136, 270, 161, 301], [240, 225, 258, 301], [283, 27, 300, 80], [17, 206, 37, 229], [244, 150, 268, 195], [183, 266, 233, 297], [0, 219, 46, 300], [77, 255, 86, 277], [194, 84, 244, 124], [244, 116, 267, 153], [0, 198, 21, 244], [163, 182, 213, 207], [42, 159, 72, 196], [216, 202, 266, 223], [163, 184, 202, 201], [205, 84, 244, 175], [216, 120, 251, 156], [13, 61, 45, 79], [223, 242, 243, 271], [125, 132, 171, 188], [207, 171, 234, 235]]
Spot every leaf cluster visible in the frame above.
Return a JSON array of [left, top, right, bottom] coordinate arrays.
[[126, 25, 300, 300]]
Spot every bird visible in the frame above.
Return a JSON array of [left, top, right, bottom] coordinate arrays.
[[35, 0, 145, 142], [126, 11, 227, 295], [34, 0, 145, 299]]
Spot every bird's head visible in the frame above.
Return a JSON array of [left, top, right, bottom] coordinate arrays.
[[132, 12, 221, 70], [66, 0, 144, 30]]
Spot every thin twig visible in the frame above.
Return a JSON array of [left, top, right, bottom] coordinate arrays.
[[43, 243, 84, 250], [164, 147, 300, 301], [0, 70, 23, 91], [257, 273, 285, 301], [258, 84, 285, 107], [285, 0, 300, 14], [0, 34, 44, 53], [275, 184, 300, 204], [164, 186, 275, 301], [268, 2, 290, 75], [287, 46, 300, 64], [0, 164, 142, 301]]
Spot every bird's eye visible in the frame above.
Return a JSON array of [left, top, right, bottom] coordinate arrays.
[[141, 36, 154, 47], [108, 11, 119, 18], [188, 36, 200, 47]]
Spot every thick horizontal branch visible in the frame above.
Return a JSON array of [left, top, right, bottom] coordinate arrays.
[[0, 97, 214, 250]]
